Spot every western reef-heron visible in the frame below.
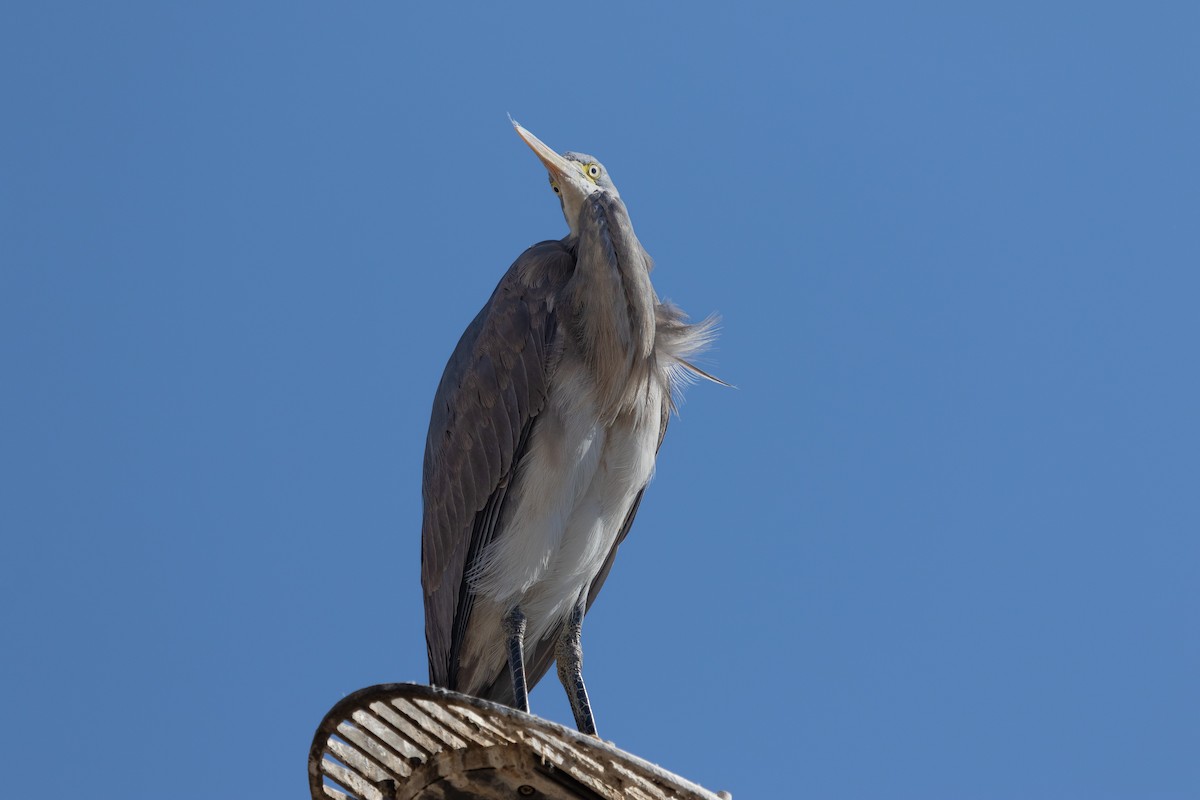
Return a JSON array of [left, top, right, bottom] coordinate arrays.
[[421, 120, 722, 736]]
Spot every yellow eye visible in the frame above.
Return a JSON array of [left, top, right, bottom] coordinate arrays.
[[585, 163, 600, 179], [549, 177, 560, 194]]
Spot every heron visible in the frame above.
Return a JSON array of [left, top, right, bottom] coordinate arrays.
[[421, 120, 722, 736]]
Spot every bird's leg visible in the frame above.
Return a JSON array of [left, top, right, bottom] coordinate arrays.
[[503, 606, 530, 713], [556, 599, 597, 736]]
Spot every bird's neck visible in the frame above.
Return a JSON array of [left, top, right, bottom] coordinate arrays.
[[564, 193, 657, 418]]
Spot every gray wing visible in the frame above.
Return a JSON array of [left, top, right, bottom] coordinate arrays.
[[421, 240, 575, 689]]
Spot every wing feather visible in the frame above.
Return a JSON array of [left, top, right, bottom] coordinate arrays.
[[422, 240, 575, 688]]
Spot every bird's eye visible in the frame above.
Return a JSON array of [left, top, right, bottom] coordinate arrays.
[[550, 180, 560, 194], [586, 164, 600, 178]]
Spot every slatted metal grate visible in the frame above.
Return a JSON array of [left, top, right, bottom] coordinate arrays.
[[308, 683, 728, 800]]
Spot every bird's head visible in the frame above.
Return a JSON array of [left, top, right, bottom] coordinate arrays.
[[511, 119, 620, 238]]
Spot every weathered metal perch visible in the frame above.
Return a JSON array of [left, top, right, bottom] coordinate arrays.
[[308, 683, 729, 800]]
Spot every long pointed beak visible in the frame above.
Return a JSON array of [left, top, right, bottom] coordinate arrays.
[[511, 118, 593, 194]]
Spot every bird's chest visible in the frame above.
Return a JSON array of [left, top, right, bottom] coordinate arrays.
[[471, 361, 664, 605], [548, 354, 664, 495]]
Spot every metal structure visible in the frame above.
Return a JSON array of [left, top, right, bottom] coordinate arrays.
[[308, 683, 729, 800], [421, 121, 721, 735]]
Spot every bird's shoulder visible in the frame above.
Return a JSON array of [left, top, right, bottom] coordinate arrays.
[[424, 239, 573, 435], [510, 238, 576, 295]]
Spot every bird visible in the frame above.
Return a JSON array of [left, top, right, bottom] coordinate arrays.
[[420, 120, 722, 736]]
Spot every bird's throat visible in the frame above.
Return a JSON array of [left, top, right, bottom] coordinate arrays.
[[566, 194, 657, 420]]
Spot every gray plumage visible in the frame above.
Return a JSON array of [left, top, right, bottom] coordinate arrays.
[[421, 122, 719, 735]]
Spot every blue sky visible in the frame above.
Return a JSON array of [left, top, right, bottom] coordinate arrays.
[[2, 3, 1197, 798]]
